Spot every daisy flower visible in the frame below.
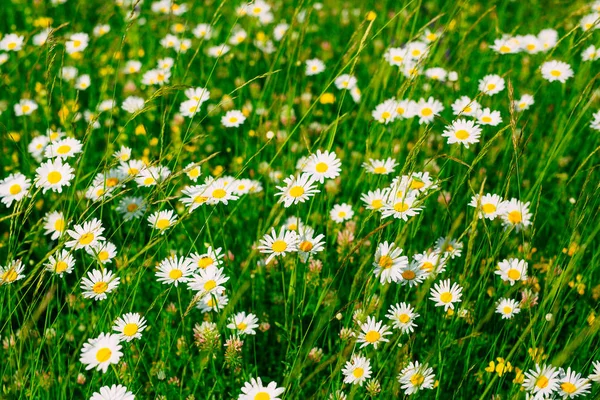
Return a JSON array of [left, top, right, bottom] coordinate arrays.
[[43, 211, 68, 240], [113, 312, 147, 342], [500, 198, 532, 231], [589, 361, 600, 382], [283, 216, 304, 232], [147, 209, 178, 234], [469, 193, 503, 220], [412, 250, 447, 276], [371, 99, 398, 124], [193, 23, 213, 39], [478, 74, 505, 96], [398, 361, 436, 395], [330, 203, 354, 223], [14, 99, 38, 116], [156, 256, 194, 287], [496, 258, 528, 286], [372, 241, 408, 284], [297, 227, 325, 263], [79, 332, 122, 374], [362, 158, 398, 175], [238, 377, 285, 400], [81, 269, 120, 301], [395, 99, 416, 119], [0, 173, 31, 207], [306, 58, 325, 75], [407, 171, 437, 193], [398, 262, 427, 287], [386, 302, 419, 334], [522, 364, 560, 399], [275, 173, 320, 208], [442, 119, 482, 148], [557, 368, 591, 398], [381, 193, 422, 221], [0, 260, 26, 285], [187, 266, 230, 296], [357, 316, 392, 349], [582, 45, 600, 61], [221, 110, 246, 128], [0, 33, 25, 51], [65, 218, 105, 250], [515, 94, 535, 112], [476, 108, 502, 126], [302, 150, 341, 183], [116, 196, 146, 221], [197, 291, 229, 313], [540, 60, 574, 83], [227, 312, 259, 335], [121, 96, 145, 113], [35, 159, 75, 193], [435, 237, 463, 259], [257, 227, 300, 264], [86, 241, 117, 264], [429, 279, 463, 311], [360, 188, 389, 211], [334, 74, 357, 90], [90, 384, 134, 400], [496, 298, 521, 319], [65, 32, 89, 54], [204, 179, 239, 205], [44, 249, 76, 276], [187, 246, 224, 270], [342, 354, 372, 386], [414, 97, 444, 124]]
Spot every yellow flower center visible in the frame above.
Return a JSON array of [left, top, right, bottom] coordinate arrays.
[[212, 188, 226, 199], [95, 347, 112, 362], [381, 111, 391, 120], [79, 233, 94, 245], [271, 240, 287, 253], [365, 330, 380, 343], [378, 255, 394, 269], [410, 180, 425, 190], [455, 130, 470, 140], [299, 240, 313, 252], [399, 314, 410, 324], [156, 219, 170, 230], [57, 145, 71, 155], [353, 367, 364, 378], [394, 202, 409, 212], [47, 171, 62, 184], [289, 186, 305, 198], [440, 292, 453, 303], [464, 106, 472, 113], [197, 257, 213, 269], [8, 42, 17, 50], [560, 382, 577, 394], [188, 168, 200, 178], [421, 107, 432, 116], [402, 270, 416, 280], [22, 105, 31, 113], [550, 70, 561, 77], [229, 117, 238, 123], [503, 306, 512, 315], [482, 116, 492, 123], [92, 281, 108, 294], [123, 323, 138, 337], [55, 261, 68, 273], [98, 251, 109, 261], [2, 269, 18, 283], [421, 261, 434, 272], [106, 177, 119, 187], [9, 184, 21, 195], [169, 269, 182, 280], [526, 44, 536, 51], [411, 49, 421, 57], [73, 40, 81, 48], [507, 268, 521, 280], [499, 45, 511, 53], [194, 196, 208, 204], [371, 199, 383, 209], [536, 375, 549, 389], [508, 211, 522, 224], [482, 203, 496, 214], [54, 218, 65, 231], [373, 166, 386, 174], [127, 203, 138, 212], [315, 162, 328, 173], [237, 322, 248, 331], [487, 83, 496, 91], [254, 392, 270, 400], [203, 280, 217, 291]]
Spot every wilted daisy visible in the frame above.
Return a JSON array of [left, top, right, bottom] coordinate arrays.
[[496, 258, 528, 285], [35, 159, 75, 193], [442, 119, 482, 148], [500, 198, 532, 231], [398, 361, 436, 395], [1, 260, 26, 285], [90, 384, 134, 400], [302, 150, 341, 183], [430, 279, 463, 311], [386, 302, 419, 334], [0, 173, 31, 207], [495, 298, 521, 319], [44, 250, 76, 276], [306, 58, 325, 75], [342, 354, 372, 386], [540, 60, 574, 83], [79, 332, 122, 373], [469, 193, 503, 220], [362, 158, 398, 175], [275, 173, 320, 207], [148, 209, 178, 234], [257, 227, 300, 264], [522, 364, 560, 399], [65, 218, 105, 250], [227, 311, 259, 335], [357, 316, 392, 349], [372, 241, 408, 284], [81, 269, 120, 301], [478, 74, 505, 95], [330, 203, 354, 223], [238, 377, 285, 400], [113, 312, 147, 342], [188, 266, 230, 295], [556, 368, 591, 398], [221, 110, 246, 127], [156, 256, 194, 287]]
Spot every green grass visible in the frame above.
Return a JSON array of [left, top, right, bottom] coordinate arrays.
[[1, 0, 599, 399]]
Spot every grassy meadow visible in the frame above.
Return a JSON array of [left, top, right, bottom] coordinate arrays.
[[1, 0, 600, 399]]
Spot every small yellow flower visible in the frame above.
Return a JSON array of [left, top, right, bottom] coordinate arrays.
[[366, 11, 376, 21], [135, 125, 147, 135], [320, 93, 335, 104]]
